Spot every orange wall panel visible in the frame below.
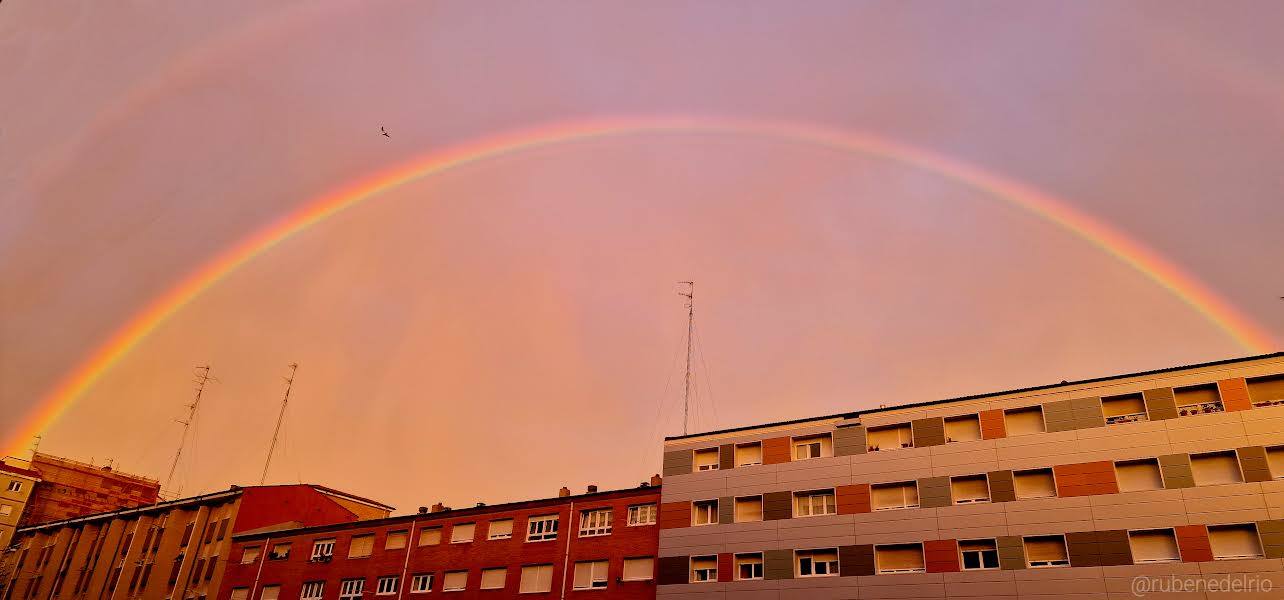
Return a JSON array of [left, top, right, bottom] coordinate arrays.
[[1175, 525, 1214, 562], [924, 539, 960, 573], [1217, 378, 1252, 412], [1053, 461, 1119, 497], [979, 409, 1006, 440], [762, 437, 792, 465], [717, 553, 733, 582], [837, 484, 871, 514], [659, 501, 691, 530]]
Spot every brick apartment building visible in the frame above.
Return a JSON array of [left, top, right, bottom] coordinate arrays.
[[19, 454, 161, 527], [218, 481, 662, 600], [1, 485, 393, 600], [656, 353, 1284, 598]]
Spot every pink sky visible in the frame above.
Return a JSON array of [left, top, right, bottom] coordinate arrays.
[[2, 1, 1282, 512]]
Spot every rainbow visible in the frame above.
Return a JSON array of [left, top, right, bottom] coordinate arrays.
[[5, 115, 1274, 456]]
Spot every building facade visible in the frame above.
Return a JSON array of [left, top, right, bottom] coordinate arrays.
[[0, 459, 40, 551], [0, 485, 393, 600], [218, 482, 663, 600], [20, 454, 161, 528], [656, 353, 1284, 599]]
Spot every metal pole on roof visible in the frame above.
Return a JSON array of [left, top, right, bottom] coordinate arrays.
[[166, 366, 214, 497], [260, 363, 298, 485], [679, 282, 694, 436]]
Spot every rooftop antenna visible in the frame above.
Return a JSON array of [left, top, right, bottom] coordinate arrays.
[[260, 363, 298, 485], [678, 282, 694, 435], [165, 365, 214, 496], [30, 435, 41, 459]]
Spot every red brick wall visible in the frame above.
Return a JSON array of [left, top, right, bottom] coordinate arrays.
[[1217, 378, 1253, 412], [236, 486, 364, 534], [978, 410, 1006, 440], [1052, 461, 1119, 497]]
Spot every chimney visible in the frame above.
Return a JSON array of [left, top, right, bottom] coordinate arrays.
[[430, 502, 447, 513], [417, 506, 428, 515], [475, 502, 486, 508], [558, 486, 571, 498], [650, 474, 662, 487], [586, 485, 598, 494]]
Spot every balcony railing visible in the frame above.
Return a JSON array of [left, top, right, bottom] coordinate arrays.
[[1177, 401, 1224, 417], [1105, 412, 1147, 425]]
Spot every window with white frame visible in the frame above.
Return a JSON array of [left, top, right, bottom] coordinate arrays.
[[1013, 468, 1057, 499], [1209, 524, 1265, 560], [348, 534, 374, 558], [734, 496, 763, 522], [875, 544, 925, 574], [409, 574, 432, 594], [1102, 394, 1147, 425], [376, 576, 399, 595], [300, 581, 324, 600], [442, 571, 466, 592], [385, 530, 407, 550], [871, 481, 919, 510], [339, 578, 364, 600], [944, 415, 982, 442], [1024, 536, 1069, 567], [793, 489, 837, 517], [959, 539, 998, 570], [479, 568, 506, 590], [1129, 529, 1181, 563], [735, 553, 763, 580], [418, 527, 441, 546], [230, 589, 249, 600], [526, 515, 558, 542], [1004, 407, 1045, 436], [693, 448, 720, 472], [793, 434, 832, 460], [579, 508, 613, 537], [0, 504, 11, 516], [311, 539, 335, 561], [735, 442, 762, 466], [240, 546, 261, 564], [573, 561, 609, 589], [487, 519, 513, 540], [450, 523, 475, 544], [621, 557, 653, 581], [1115, 458, 1164, 492], [691, 500, 718, 526], [1192, 451, 1243, 486], [951, 475, 990, 504], [796, 549, 838, 577], [519, 565, 553, 593], [626, 504, 656, 526], [866, 424, 913, 451], [689, 556, 717, 583], [260, 586, 280, 600]]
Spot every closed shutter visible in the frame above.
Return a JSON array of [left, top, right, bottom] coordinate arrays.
[[450, 523, 475, 544], [1269, 447, 1284, 479], [1014, 469, 1056, 498], [479, 569, 505, 590], [871, 482, 917, 510], [944, 415, 981, 442], [735, 497, 762, 522], [229, 589, 248, 600], [487, 519, 513, 539], [1116, 459, 1164, 491], [260, 586, 280, 600], [1130, 530, 1180, 563], [875, 545, 924, 573], [622, 558, 653, 581], [1209, 525, 1264, 559], [1248, 375, 1284, 406], [417, 528, 440, 546], [1025, 537, 1068, 565], [347, 535, 374, 558], [734, 444, 762, 466], [1103, 395, 1146, 419], [384, 531, 407, 550], [1004, 408, 1045, 435], [442, 572, 466, 592], [951, 476, 989, 503], [519, 565, 552, 593], [1192, 452, 1243, 486]]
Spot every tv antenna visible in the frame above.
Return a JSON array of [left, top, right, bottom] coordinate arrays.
[[260, 363, 298, 485], [678, 282, 694, 435], [166, 365, 214, 495]]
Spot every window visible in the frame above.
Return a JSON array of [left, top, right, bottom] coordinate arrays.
[[269, 542, 291, 560], [959, 539, 999, 570], [793, 434, 832, 460], [622, 557, 654, 581], [311, 539, 335, 561], [871, 481, 919, 510], [693, 448, 720, 472], [376, 576, 400, 595], [1269, 446, 1284, 479], [735, 442, 762, 466], [260, 586, 280, 600], [479, 568, 506, 590], [1175, 384, 1223, 416], [0, 504, 11, 516], [796, 549, 838, 577], [1129, 529, 1180, 563], [944, 415, 982, 442], [734, 553, 762, 580], [442, 571, 467, 592], [385, 531, 408, 550], [689, 556, 717, 583], [526, 515, 558, 541], [240, 546, 261, 564], [1014, 468, 1057, 499], [410, 574, 432, 594], [1004, 407, 1045, 436], [518, 565, 552, 593], [734, 496, 763, 522], [7, 481, 22, 493], [793, 490, 837, 517], [951, 475, 990, 504], [1209, 524, 1265, 560], [692, 500, 718, 526], [573, 561, 609, 589], [626, 504, 656, 526], [1024, 536, 1069, 567], [578, 509, 612, 537], [1103, 394, 1147, 425], [348, 534, 375, 558], [488, 519, 513, 540], [300, 582, 324, 600], [875, 544, 925, 574], [450, 523, 475, 544], [418, 527, 441, 546], [230, 589, 249, 600], [1192, 451, 1243, 486], [339, 579, 365, 600], [867, 424, 913, 451], [1248, 374, 1284, 408], [1116, 458, 1164, 492]]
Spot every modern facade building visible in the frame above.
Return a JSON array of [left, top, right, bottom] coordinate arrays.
[[0, 459, 40, 550], [0, 485, 393, 600], [218, 481, 663, 600], [656, 352, 1284, 598], [19, 454, 161, 527]]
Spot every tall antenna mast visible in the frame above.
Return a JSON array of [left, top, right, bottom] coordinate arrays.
[[166, 365, 213, 495], [260, 363, 298, 485], [30, 435, 41, 458], [678, 282, 694, 435]]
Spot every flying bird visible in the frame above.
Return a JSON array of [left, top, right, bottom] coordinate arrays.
[[380, 126, 390, 138]]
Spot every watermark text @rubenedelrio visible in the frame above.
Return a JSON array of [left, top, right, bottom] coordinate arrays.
[[1132, 574, 1274, 596]]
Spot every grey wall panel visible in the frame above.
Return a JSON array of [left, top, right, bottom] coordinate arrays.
[[1158, 454, 1194, 489], [718, 497, 734, 526], [988, 470, 1016, 502], [997, 536, 1026, 570], [719, 444, 736, 471], [1072, 397, 1106, 429], [657, 556, 689, 585], [1042, 399, 1078, 433], [763, 491, 793, 521], [839, 544, 875, 576], [911, 418, 946, 448], [833, 425, 867, 457], [764, 549, 794, 580], [1237, 446, 1273, 483], [917, 476, 951, 509], [663, 450, 693, 477], [1143, 388, 1179, 421], [1258, 520, 1284, 559]]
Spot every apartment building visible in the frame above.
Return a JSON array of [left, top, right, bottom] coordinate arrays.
[[656, 352, 1284, 599], [0, 459, 40, 550], [0, 485, 393, 600], [20, 454, 161, 527], [218, 481, 663, 600]]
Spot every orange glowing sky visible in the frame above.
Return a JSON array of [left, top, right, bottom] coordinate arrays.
[[2, 1, 1282, 513]]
